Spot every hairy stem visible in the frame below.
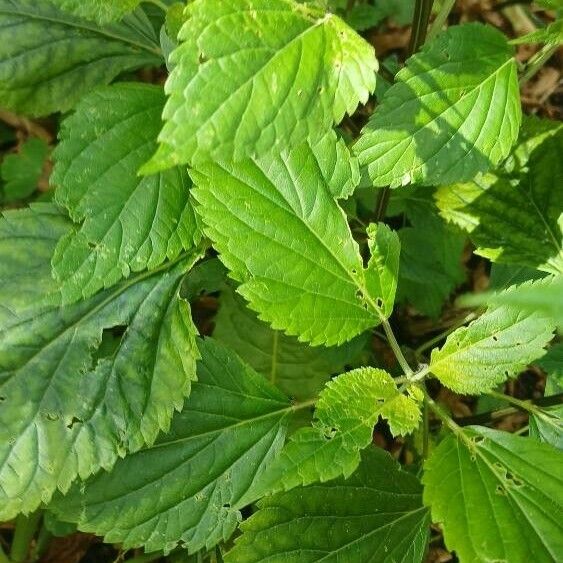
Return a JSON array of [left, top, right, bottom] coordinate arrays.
[[10, 512, 42, 563], [0, 544, 9, 563], [381, 319, 414, 376], [519, 42, 559, 85], [427, 0, 456, 42], [415, 312, 478, 359]]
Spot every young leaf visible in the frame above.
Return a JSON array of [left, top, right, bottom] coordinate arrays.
[[214, 285, 367, 400], [50, 0, 142, 24], [52, 83, 200, 303], [142, 0, 377, 171], [1, 138, 49, 202], [436, 122, 563, 274], [531, 344, 563, 449], [226, 447, 430, 563], [192, 137, 400, 346], [354, 23, 521, 187], [429, 291, 555, 394], [244, 367, 420, 500], [48, 339, 294, 554], [0, 205, 201, 520], [0, 0, 161, 116], [423, 426, 563, 562]]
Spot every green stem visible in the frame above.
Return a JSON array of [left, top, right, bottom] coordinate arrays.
[[422, 396, 430, 458], [426, 0, 456, 42], [487, 390, 541, 414], [10, 512, 42, 563], [408, 0, 435, 55], [425, 392, 468, 441], [519, 42, 559, 85], [374, 188, 391, 222], [30, 524, 51, 562], [381, 319, 413, 376], [415, 312, 478, 359], [0, 544, 9, 563]]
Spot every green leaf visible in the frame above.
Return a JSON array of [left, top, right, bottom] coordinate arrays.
[[52, 83, 200, 304], [354, 23, 521, 187], [423, 426, 563, 562], [395, 190, 466, 317], [244, 367, 420, 501], [50, 0, 142, 24], [142, 0, 377, 171], [0, 205, 201, 520], [1, 138, 49, 202], [512, 19, 563, 45], [436, 121, 563, 274], [48, 338, 293, 554], [531, 344, 563, 449], [192, 137, 400, 346], [0, 0, 161, 116], [429, 291, 555, 394], [214, 284, 367, 400], [226, 447, 430, 563], [461, 274, 563, 330]]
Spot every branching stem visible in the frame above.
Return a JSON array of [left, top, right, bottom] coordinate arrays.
[[519, 42, 559, 85], [427, 0, 456, 42], [381, 319, 413, 376], [10, 512, 42, 563]]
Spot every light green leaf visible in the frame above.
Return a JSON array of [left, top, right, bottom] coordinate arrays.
[[0, 205, 200, 520], [48, 338, 293, 554], [49, 0, 141, 24], [0, 0, 161, 116], [460, 274, 563, 330], [1, 138, 49, 202], [354, 23, 521, 187], [192, 138, 399, 346], [226, 447, 430, 563], [52, 83, 200, 304], [142, 0, 377, 171], [531, 344, 563, 449], [244, 367, 420, 500], [423, 426, 563, 562], [214, 284, 367, 400], [430, 290, 555, 394], [436, 121, 563, 274]]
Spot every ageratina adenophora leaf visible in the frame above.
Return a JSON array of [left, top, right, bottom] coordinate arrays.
[[226, 447, 430, 563], [48, 338, 295, 554], [436, 120, 563, 274], [242, 367, 420, 502], [52, 83, 200, 304], [214, 284, 367, 400], [142, 0, 377, 171], [0, 204, 201, 520], [0, 0, 161, 116], [354, 23, 521, 187], [192, 136, 400, 346], [423, 427, 563, 562], [429, 287, 555, 394]]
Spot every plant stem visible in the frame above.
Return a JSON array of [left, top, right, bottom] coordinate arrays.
[[487, 390, 541, 414], [408, 0, 435, 55], [425, 392, 465, 438], [10, 512, 42, 563], [374, 188, 391, 222], [381, 319, 413, 376], [422, 396, 430, 458], [0, 544, 9, 563], [426, 0, 456, 42], [30, 524, 51, 562], [519, 42, 559, 85], [415, 312, 478, 359]]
